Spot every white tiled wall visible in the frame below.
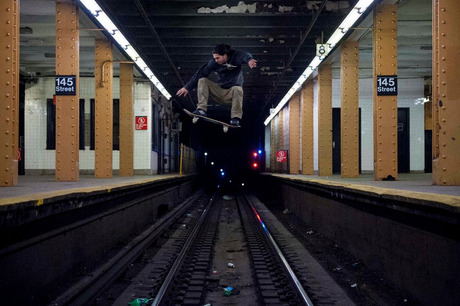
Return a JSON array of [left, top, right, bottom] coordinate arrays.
[[283, 106, 289, 149], [25, 77, 153, 173], [313, 80, 319, 171], [330, 77, 425, 172], [307, 76, 424, 172], [264, 124, 271, 169], [133, 82, 152, 170], [397, 78, 425, 171], [268, 76, 425, 174]]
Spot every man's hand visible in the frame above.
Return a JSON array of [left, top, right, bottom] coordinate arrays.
[[176, 87, 189, 97], [248, 59, 257, 69]]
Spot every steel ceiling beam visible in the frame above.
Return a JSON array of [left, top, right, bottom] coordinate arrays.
[[265, 0, 329, 109], [132, 0, 195, 107]]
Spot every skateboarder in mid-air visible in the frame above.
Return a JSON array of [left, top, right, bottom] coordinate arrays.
[[176, 44, 257, 127]]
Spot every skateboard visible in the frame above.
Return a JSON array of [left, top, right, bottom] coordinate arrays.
[[183, 109, 240, 133]]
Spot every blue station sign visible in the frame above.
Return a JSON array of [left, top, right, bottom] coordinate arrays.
[[377, 75, 397, 96], [55, 75, 76, 95]]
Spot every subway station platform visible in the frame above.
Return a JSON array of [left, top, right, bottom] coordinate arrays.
[[267, 172, 460, 209], [2, 172, 459, 205], [0, 173, 459, 305], [0, 174, 183, 205]]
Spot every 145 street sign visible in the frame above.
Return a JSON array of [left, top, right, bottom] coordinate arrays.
[[377, 75, 397, 96]]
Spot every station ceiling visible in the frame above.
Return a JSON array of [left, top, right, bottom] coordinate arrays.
[[19, 0, 432, 125]]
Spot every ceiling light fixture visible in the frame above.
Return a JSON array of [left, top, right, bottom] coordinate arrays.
[[264, 0, 375, 126], [79, 0, 172, 99]]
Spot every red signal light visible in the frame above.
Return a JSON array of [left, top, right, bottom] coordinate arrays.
[[253, 162, 258, 168], [253, 152, 258, 158]]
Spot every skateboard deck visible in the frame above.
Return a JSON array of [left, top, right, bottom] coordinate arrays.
[[183, 109, 240, 133]]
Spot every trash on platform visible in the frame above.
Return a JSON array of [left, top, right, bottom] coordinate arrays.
[[306, 230, 314, 235], [333, 267, 342, 272], [350, 283, 358, 288], [223, 286, 234, 296], [212, 270, 218, 274], [282, 208, 290, 214], [223, 195, 234, 200], [128, 298, 153, 306], [227, 262, 235, 268]]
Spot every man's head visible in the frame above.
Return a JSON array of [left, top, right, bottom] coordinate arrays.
[[213, 44, 231, 65]]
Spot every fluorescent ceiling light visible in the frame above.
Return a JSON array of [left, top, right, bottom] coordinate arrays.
[[80, 0, 172, 99], [264, 0, 375, 126]]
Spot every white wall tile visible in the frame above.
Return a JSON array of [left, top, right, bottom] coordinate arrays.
[[311, 76, 425, 172], [25, 77, 153, 173]]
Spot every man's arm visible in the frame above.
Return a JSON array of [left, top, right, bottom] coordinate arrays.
[[233, 50, 257, 69], [183, 60, 216, 91]]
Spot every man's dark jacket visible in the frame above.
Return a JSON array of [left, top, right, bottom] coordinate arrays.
[[184, 49, 253, 91]]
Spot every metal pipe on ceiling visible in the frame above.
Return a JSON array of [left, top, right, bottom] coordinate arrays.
[[265, 0, 329, 110], [133, 0, 195, 108]]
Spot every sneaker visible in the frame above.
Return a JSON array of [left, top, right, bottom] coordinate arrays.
[[230, 118, 240, 127], [193, 108, 206, 116]]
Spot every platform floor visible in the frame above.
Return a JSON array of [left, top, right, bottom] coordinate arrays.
[[279, 173, 460, 197], [0, 174, 181, 205], [1, 173, 460, 203]]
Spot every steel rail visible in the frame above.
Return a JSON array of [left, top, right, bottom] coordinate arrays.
[[51, 190, 203, 305], [242, 194, 315, 306], [151, 195, 216, 305]]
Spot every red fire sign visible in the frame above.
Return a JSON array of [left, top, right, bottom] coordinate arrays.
[[276, 150, 287, 163], [135, 116, 147, 130]]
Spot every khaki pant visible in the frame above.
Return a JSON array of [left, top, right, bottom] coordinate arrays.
[[197, 77, 243, 119]]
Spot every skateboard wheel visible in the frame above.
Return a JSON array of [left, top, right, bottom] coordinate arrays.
[[223, 126, 228, 133], [192, 117, 199, 124]]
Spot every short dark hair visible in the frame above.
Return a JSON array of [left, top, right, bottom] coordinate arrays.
[[213, 44, 231, 55]]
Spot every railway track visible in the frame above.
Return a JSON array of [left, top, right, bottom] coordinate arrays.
[[53, 191, 353, 305]]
